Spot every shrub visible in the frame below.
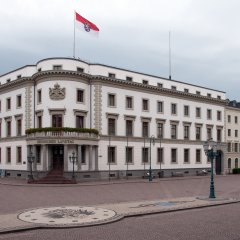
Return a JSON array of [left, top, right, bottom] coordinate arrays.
[[232, 168, 240, 174]]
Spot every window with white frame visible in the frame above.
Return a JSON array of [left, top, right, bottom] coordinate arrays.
[[157, 101, 163, 113]]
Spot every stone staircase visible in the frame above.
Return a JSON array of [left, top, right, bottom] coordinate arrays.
[[29, 169, 76, 184]]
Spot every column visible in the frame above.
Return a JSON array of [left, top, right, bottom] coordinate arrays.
[[89, 145, 93, 171], [77, 145, 82, 171], [32, 145, 37, 172], [95, 146, 99, 171], [64, 145, 68, 172], [42, 145, 47, 171]]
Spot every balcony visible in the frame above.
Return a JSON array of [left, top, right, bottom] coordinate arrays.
[[26, 127, 99, 141]]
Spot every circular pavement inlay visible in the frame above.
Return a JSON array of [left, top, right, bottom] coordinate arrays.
[[18, 206, 117, 226]]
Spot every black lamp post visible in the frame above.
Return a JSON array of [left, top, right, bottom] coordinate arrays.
[[203, 138, 219, 199], [27, 150, 35, 181], [126, 134, 129, 179], [108, 135, 111, 181], [149, 135, 155, 182], [158, 125, 163, 178], [69, 151, 77, 180]]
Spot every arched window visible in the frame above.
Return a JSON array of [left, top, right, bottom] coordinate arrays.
[[235, 158, 239, 168], [228, 158, 231, 169]]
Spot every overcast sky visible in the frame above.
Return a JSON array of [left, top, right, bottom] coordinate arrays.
[[0, 0, 240, 100]]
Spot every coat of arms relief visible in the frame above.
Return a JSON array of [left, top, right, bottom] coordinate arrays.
[[49, 83, 66, 100]]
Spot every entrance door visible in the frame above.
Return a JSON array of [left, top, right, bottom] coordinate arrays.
[[215, 150, 222, 175], [52, 145, 64, 171]]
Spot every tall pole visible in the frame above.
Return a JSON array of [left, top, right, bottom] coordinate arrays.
[[209, 151, 215, 198], [126, 134, 129, 179], [108, 135, 111, 181], [169, 31, 172, 80], [73, 10, 76, 58], [144, 137, 146, 173], [149, 137, 152, 181], [159, 126, 162, 177]]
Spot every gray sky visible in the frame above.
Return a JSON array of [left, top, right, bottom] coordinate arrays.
[[0, 0, 240, 100]]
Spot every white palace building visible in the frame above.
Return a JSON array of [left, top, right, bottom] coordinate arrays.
[[0, 57, 227, 181]]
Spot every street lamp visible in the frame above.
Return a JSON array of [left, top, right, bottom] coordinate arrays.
[[149, 135, 155, 182], [108, 135, 111, 181], [69, 151, 77, 180], [27, 150, 35, 181], [203, 138, 220, 199], [158, 125, 163, 178]]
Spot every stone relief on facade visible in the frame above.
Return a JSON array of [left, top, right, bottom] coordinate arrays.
[[49, 83, 65, 100]]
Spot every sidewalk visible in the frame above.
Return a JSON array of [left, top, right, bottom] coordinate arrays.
[[0, 196, 239, 234]]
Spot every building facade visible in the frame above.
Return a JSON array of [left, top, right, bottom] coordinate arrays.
[[0, 58, 227, 180], [225, 101, 240, 173]]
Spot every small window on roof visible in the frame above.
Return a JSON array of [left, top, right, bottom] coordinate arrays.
[[126, 76, 132, 82], [157, 83, 163, 88], [108, 73, 115, 78], [207, 93, 211, 98], [38, 68, 42, 72], [217, 95, 221, 100], [184, 88, 189, 93], [196, 91, 201, 95], [77, 67, 84, 73], [6, 79, 11, 83], [53, 65, 62, 70], [171, 86, 177, 90], [142, 80, 148, 85], [17, 75, 21, 79]]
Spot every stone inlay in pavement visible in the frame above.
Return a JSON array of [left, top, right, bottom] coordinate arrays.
[[18, 206, 117, 225]]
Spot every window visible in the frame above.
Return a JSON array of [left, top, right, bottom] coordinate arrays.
[[217, 95, 221, 100], [38, 68, 42, 72], [6, 147, 11, 163], [207, 127, 212, 140], [142, 80, 148, 85], [6, 78, 10, 83], [142, 99, 149, 111], [126, 120, 133, 136], [37, 90, 42, 103], [227, 142, 231, 152], [108, 118, 116, 135], [16, 147, 22, 164], [81, 146, 86, 164], [217, 111, 221, 121], [184, 149, 190, 163], [235, 158, 238, 168], [16, 95, 22, 108], [108, 146, 116, 163], [217, 129, 222, 142], [157, 83, 163, 88], [108, 94, 116, 107], [228, 158, 231, 169], [184, 106, 189, 117], [77, 89, 84, 103], [196, 107, 201, 118], [228, 129, 231, 137], [207, 109, 212, 120], [196, 91, 201, 95], [171, 124, 177, 139], [171, 86, 177, 90], [184, 126, 190, 139], [142, 147, 149, 163], [126, 97, 133, 109], [235, 143, 238, 152], [235, 116, 238, 124], [126, 147, 133, 163], [6, 98, 11, 110], [53, 65, 62, 70], [77, 67, 84, 72], [126, 76, 132, 82], [171, 103, 177, 115], [108, 73, 115, 78], [157, 101, 163, 113], [196, 149, 201, 163], [52, 114, 63, 127], [37, 116, 42, 128], [157, 148, 164, 163], [76, 116, 84, 128], [171, 149, 177, 163], [142, 122, 149, 137], [228, 115, 231, 123], [6, 120, 11, 137], [196, 126, 201, 140], [207, 93, 211, 98], [184, 88, 189, 93], [235, 130, 238, 138], [17, 75, 21, 79], [157, 122, 164, 138], [16, 119, 22, 136], [36, 146, 41, 164]]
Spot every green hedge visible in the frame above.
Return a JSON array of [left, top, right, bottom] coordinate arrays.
[[25, 127, 99, 135], [232, 168, 240, 174]]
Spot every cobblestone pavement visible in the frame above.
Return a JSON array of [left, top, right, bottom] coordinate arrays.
[[0, 175, 240, 237]]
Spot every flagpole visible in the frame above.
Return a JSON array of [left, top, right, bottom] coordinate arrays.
[[73, 10, 76, 58], [169, 31, 171, 80]]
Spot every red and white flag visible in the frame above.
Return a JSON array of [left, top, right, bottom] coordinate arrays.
[[75, 12, 99, 35]]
